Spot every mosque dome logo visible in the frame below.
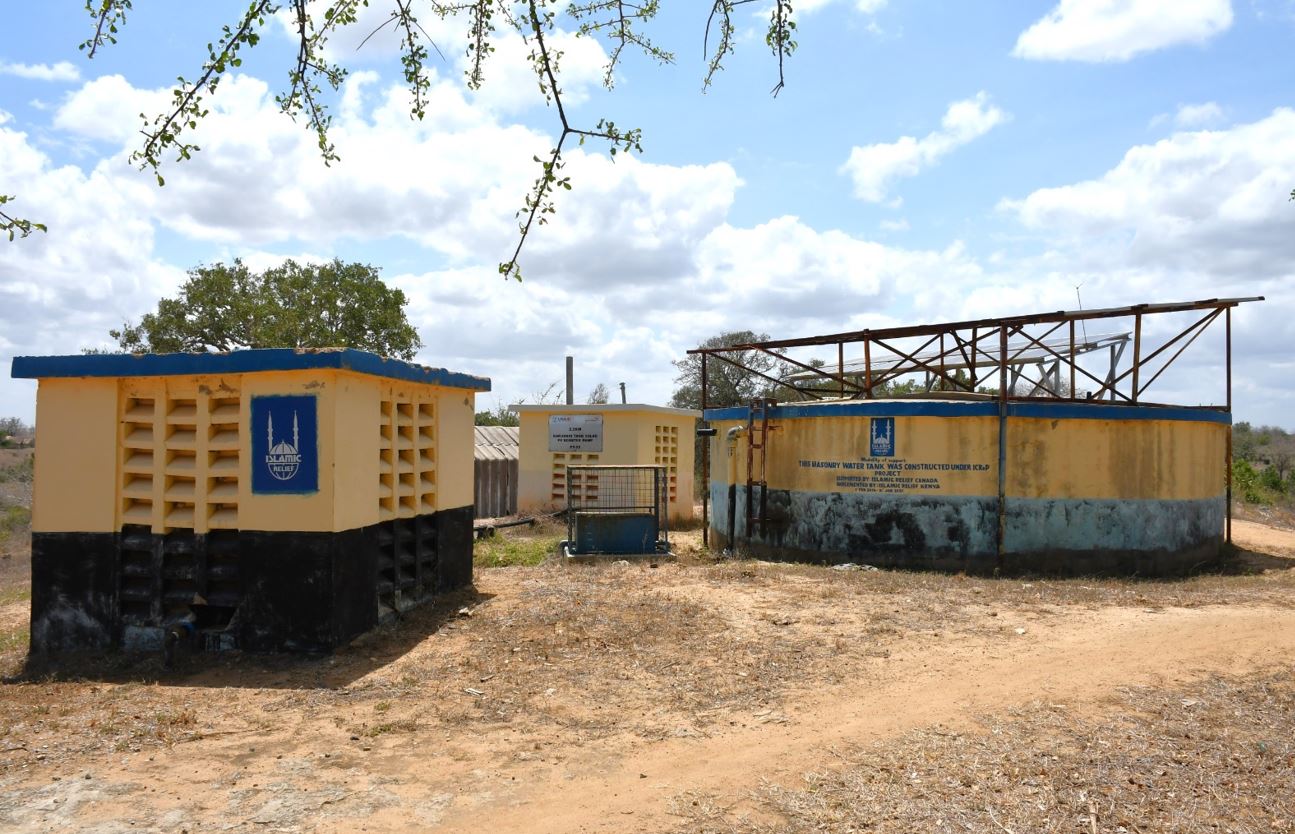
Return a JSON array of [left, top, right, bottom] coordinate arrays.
[[870, 417, 894, 457], [265, 411, 302, 481]]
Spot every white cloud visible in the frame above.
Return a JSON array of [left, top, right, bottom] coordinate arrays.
[[53, 75, 170, 143], [48, 72, 743, 287], [1014, 0, 1233, 62], [464, 29, 609, 115], [0, 114, 185, 420], [0, 67, 1003, 422], [271, 2, 608, 114], [4, 66, 1292, 429], [0, 60, 81, 82], [379, 216, 992, 413], [1002, 108, 1295, 277], [997, 109, 1295, 410], [1, 68, 745, 420], [840, 92, 1007, 203], [1175, 101, 1224, 127], [799, 0, 889, 13]]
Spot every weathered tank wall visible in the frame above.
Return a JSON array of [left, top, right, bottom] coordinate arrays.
[[706, 400, 1227, 575]]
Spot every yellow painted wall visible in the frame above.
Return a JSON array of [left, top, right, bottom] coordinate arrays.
[[708, 415, 998, 498], [437, 387, 476, 511], [708, 411, 1226, 502], [237, 371, 337, 532], [333, 374, 476, 525], [516, 407, 697, 519], [332, 372, 382, 532], [1006, 417, 1225, 501], [116, 373, 251, 535], [32, 378, 119, 533], [31, 368, 478, 536]]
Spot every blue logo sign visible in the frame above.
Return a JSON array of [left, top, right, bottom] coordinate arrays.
[[251, 395, 318, 494], [870, 417, 895, 457]]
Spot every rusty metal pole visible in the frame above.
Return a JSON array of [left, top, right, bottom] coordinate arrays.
[[1132, 313, 1142, 403], [938, 332, 945, 392], [745, 403, 756, 544], [864, 338, 873, 399], [996, 327, 1009, 570], [1226, 307, 1233, 546], [838, 341, 844, 399], [1069, 320, 1076, 400], [701, 353, 709, 549], [970, 327, 978, 391]]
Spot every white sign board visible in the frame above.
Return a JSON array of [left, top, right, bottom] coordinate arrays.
[[549, 414, 604, 452]]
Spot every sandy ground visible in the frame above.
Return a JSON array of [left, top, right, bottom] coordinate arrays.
[[0, 518, 1291, 833], [1232, 516, 1295, 555]]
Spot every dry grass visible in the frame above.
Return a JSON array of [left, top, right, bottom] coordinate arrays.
[[0, 532, 1291, 833], [692, 549, 1295, 614], [2, 531, 1292, 775], [361, 563, 845, 737], [0, 453, 32, 486], [1233, 499, 1295, 532], [351, 547, 1295, 742], [670, 671, 1295, 834]]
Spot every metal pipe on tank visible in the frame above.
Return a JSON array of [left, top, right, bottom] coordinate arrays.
[[996, 327, 1008, 570], [726, 426, 745, 551], [701, 355, 709, 548]]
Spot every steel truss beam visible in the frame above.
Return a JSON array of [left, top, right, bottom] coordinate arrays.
[[688, 297, 1261, 409]]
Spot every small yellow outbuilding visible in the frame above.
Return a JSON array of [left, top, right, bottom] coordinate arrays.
[[12, 348, 489, 655], [511, 404, 699, 521]]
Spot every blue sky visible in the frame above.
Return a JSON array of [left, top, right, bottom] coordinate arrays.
[[1, 0, 1293, 425]]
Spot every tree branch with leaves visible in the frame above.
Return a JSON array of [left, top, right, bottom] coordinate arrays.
[[0, 195, 47, 242], [9, 1, 802, 269]]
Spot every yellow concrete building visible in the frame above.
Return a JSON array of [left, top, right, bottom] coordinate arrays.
[[12, 349, 489, 654], [511, 404, 699, 521]]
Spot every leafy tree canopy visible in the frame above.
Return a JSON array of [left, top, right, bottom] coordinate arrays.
[[670, 330, 790, 410], [0, 417, 31, 438], [111, 258, 422, 359], [475, 403, 520, 427]]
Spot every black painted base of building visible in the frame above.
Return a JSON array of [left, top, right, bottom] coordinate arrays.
[[708, 528, 1224, 577], [29, 506, 474, 655]]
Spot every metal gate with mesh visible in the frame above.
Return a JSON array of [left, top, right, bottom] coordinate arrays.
[[565, 465, 669, 556]]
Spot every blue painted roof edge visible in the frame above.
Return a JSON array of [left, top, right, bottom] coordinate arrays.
[[10, 348, 491, 392], [704, 400, 1230, 425]]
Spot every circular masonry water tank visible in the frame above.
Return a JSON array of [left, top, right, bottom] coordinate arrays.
[[705, 398, 1228, 576]]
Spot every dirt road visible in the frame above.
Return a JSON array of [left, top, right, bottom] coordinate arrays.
[[427, 604, 1295, 834], [0, 528, 1292, 833]]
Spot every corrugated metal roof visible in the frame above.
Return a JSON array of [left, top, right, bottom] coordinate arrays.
[[475, 444, 516, 461], [475, 425, 519, 446], [475, 425, 519, 460]]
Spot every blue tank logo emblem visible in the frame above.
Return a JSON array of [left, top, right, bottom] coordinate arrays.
[[870, 417, 895, 457]]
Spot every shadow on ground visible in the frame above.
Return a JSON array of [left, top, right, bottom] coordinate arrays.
[[7, 587, 493, 690], [1222, 545, 1294, 574]]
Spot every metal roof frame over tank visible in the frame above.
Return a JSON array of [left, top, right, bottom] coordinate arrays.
[[688, 297, 1264, 561]]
